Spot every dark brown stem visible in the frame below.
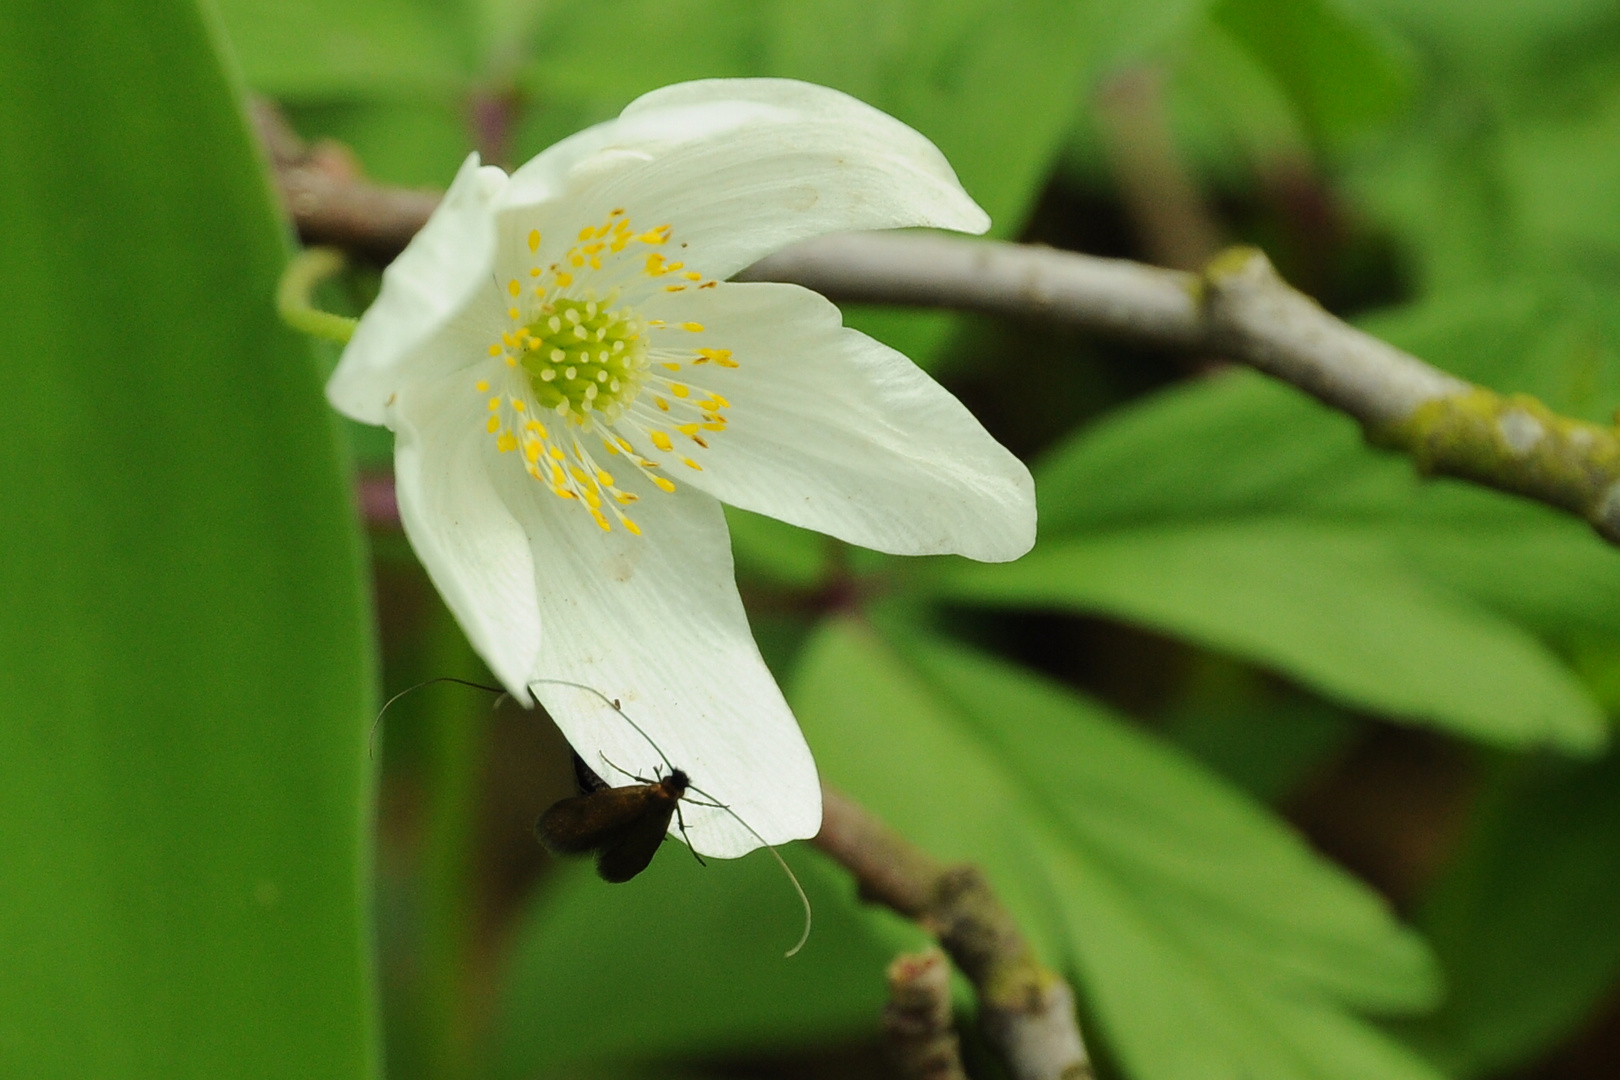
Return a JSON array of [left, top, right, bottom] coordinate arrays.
[[884, 949, 970, 1080], [815, 786, 1094, 1080]]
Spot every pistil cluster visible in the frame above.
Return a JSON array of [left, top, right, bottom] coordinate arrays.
[[476, 211, 737, 534]]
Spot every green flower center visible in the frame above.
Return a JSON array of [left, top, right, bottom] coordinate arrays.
[[518, 297, 648, 422]]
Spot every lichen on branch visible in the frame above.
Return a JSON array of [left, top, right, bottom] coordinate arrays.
[[1380, 389, 1620, 541]]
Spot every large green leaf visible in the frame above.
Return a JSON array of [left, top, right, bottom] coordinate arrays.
[[494, 845, 931, 1074], [1396, 750, 1620, 1077], [931, 368, 1614, 751], [937, 521, 1603, 751], [790, 619, 1441, 1080], [0, 2, 375, 1076], [1211, 0, 1412, 150]]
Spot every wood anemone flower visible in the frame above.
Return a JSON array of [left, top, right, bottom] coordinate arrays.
[[326, 79, 1036, 858]]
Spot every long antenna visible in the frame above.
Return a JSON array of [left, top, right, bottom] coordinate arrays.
[[529, 676, 813, 957], [528, 678, 674, 773], [370, 676, 504, 759]]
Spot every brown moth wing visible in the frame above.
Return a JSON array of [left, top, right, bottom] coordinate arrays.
[[595, 794, 679, 883], [536, 785, 663, 855]]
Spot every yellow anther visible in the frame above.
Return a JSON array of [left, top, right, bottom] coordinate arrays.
[[683, 271, 702, 281], [681, 322, 703, 332], [645, 253, 667, 274], [475, 380, 490, 392], [487, 344, 502, 357], [715, 354, 739, 368], [578, 226, 594, 241], [508, 279, 521, 297], [526, 420, 547, 437], [592, 509, 611, 531], [497, 434, 518, 453], [570, 254, 585, 268], [508, 307, 520, 320], [617, 492, 640, 504], [710, 392, 731, 408], [549, 446, 565, 460], [486, 416, 500, 433], [525, 441, 542, 462], [665, 285, 687, 292], [682, 457, 702, 470], [661, 363, 681, 372], [653, 476, 676, 492], [655, 397, 670, 411], [699, 280, 717, 289], [531, 267, 542, 277], [551, 464, 566, 485], [671, 384, 690, 398], [602, 441, 620, 456], [677, 423, 699, 437], [650, 430, 673, 452], [623, 518, 641, 536], [702, 422, 726, 431], [569, 465, 589, 484], [512, 399, 527, 412], [596, 469, 614, 485], [617, 438, 634, 453], [488, 397, 501, 410], [583, 242, 603, 255], [528, 229, 541, 253], [555, 272, 573, 287]]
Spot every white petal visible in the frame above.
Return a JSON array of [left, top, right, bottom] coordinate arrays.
[[499, 78, 989, 280], [390, 369, 542, 698], [328, 154, 508, 425], [489, 457, 821, 858], [641, 282, 1036, 562]]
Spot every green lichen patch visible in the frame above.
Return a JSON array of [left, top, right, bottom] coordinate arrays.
[[1377, 388, 1620, 540]]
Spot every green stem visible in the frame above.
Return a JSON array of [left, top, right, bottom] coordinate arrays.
[[278, 247, 359, 343]]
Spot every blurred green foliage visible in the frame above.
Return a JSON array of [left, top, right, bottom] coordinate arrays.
[[11, 0, 1620, 1077], [0, 0, 376, 1075]]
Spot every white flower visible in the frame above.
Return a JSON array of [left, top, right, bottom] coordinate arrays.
[[328, 79, 1035, 858]]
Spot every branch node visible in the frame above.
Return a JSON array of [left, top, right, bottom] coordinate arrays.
[[884, 948, 969, 1080]]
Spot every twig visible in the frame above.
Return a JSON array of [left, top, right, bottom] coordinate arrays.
[[816, 786, 1094, 1080], [884, 949, 970, 1080], [256, 102, 1620, 544]]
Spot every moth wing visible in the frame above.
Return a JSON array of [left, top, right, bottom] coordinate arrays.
[[571, 751, 610, 794], [595, 800, 678, 883], [536, 788, 652, 855]]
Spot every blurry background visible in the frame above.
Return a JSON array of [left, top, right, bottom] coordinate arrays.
[[8, 0, 1620, 1078]]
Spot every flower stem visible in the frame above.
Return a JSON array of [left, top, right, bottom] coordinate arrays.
[[278, 246, 359, 343]]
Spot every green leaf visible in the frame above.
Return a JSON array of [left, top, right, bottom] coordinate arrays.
[[0, 2, 375, 1076], [494, 845, 932, 1074], [790, 619, 1442, 1080], [970, 369, 1615, 749], [936, 521, 1605, 752], [766, 0, 1211, 233], [1396, 750, 1620, 1077], [213, 0, 470, 97], [1212, 0, 1412, 150]]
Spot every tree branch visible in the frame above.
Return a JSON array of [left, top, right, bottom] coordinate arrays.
[[816, 786, 1094, 1080], [884, 949, 971, 1080], [259, 102, 1620, 544]]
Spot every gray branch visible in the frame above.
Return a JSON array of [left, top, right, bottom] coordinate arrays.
[[258, 98, 1620, 544]]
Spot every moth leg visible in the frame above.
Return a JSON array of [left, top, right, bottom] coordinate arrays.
[[672, 800, 707, 868]]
